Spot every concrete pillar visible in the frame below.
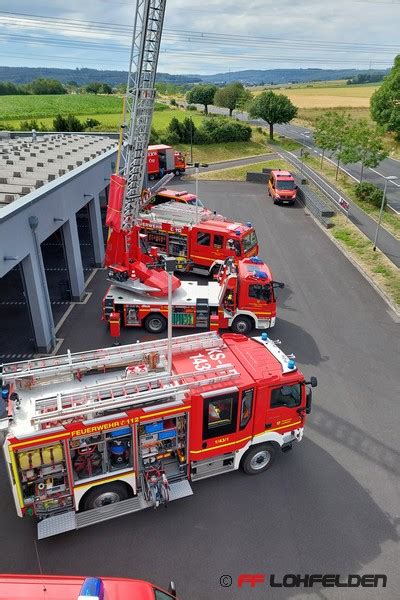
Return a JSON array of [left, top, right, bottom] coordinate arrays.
[[62, 217, 85, 301], [21, 254, 55, 353], [88, 195, 105, 267]]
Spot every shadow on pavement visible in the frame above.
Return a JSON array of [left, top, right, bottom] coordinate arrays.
[[309, 404, 400, 477], [273, 317, 329, 367], [0, 439, 397, 600]]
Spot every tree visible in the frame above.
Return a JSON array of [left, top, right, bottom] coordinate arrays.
[[29, 78, 66, 95], [314, 112, 340, 168], [84, 118, 101, 130], [85, 82, 103, 94], [168, 117, 184, 140], [340, 119, 388, 183], [100, 83, 113, 94], [248, 91, 297, 140], [371, 55, 400, 139], [313, 111, 352, 179], [186, 84, 217, 115], [214, 82, 250, 117]]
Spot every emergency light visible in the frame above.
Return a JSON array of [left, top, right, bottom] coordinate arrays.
[[287, 360, 296, 370], [254, 270, 267, 279], [250, 257, 263, 264], [78, 577, 104, 600]]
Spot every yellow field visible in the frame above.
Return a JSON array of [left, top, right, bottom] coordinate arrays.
[[251, 83, 379, 108]]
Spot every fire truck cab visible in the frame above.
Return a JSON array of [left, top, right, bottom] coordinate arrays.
[[268, 170, 298, 205], [103, 256, 282, 334], [138, 201, 259, 277], [0, 575, 178, 599], [1, 331, 316, 539]]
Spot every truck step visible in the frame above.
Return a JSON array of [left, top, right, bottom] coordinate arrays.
[[37, 481, 194, 538], [191, 454, 235, 481]]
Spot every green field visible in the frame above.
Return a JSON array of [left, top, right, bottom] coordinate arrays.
[[0, 95, 193, 131], [193, 158, 293, 181]]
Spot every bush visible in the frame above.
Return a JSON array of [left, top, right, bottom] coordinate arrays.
[[186, 104, 197, 111], [53, 114, 84, 132], [159, 130, 181, 145], [149, 127, 161, 144], [170, 98, 177, 106], [20, 119, 45, 131], [354, 182, 384, 208], [194, 117, 252, 144]]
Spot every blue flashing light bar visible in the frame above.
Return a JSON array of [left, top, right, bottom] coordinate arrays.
[[78, 577, 105, 600]]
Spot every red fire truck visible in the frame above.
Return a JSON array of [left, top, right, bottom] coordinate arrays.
[[1, 331, 316, 538], [137, 201, 258, 277], [103, 256, 283, 334], [267, 170, 298, 205], [147, 145, 186, 179], [0, 575, 177, 599]]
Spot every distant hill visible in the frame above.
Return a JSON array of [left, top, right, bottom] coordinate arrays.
[[196, 68, 388, 85], [0, 66, 201, 86], [0, 66, 387, 87]]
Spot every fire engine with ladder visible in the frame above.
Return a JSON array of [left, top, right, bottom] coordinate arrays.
[[103, 255, 283, 335], [1, 331, 316, 539], [136, 201, 259, 276]]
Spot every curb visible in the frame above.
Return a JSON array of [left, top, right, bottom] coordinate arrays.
[[307, 209, 400, 319]]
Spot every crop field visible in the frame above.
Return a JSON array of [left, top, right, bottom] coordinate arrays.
[[0, 95, 194, 131], [252, 82, 379, 108]]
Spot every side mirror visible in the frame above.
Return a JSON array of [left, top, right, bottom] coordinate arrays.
[[272, 281, 285, 289], [168, 581, 177, 598], [310, 376, 317, 388], [306, 388, 312, 414]]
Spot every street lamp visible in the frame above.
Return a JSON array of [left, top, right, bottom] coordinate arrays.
[[373, 175, 397, 251]]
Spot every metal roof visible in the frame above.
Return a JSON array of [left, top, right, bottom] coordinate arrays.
[[0, 133, 116, 209]]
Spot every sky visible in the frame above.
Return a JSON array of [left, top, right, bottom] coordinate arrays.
[[0, 0, 399, 75]]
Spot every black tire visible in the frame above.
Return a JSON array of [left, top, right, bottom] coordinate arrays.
[[82, 482, 129, 511], [273, 198, 279, 205], [144, 314, 167, 334], [210, 265, 221, 279], [241, 444, 276, 475], [231, 315, 253, 335]]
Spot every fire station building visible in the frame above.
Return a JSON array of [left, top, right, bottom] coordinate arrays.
[[0, 133, 117, 358]]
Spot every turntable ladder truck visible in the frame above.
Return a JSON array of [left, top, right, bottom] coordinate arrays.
[[104, 0, 181, 297]]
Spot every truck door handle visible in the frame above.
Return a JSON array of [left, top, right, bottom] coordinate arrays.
[[265, 423, 272, 429]]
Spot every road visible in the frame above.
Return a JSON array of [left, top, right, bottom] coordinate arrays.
[[187, 101, 400, 214], [1, 180, 399, 599]]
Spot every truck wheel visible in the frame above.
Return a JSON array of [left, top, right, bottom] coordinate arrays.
[[144, 314, 167, 334], [231, 315, 253, 334], [242, 444, 276, 475], [82, 482, 129, 511], [210, 265, 221, 279]]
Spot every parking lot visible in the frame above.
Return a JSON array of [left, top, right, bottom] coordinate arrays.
[[1, 179, 399, 599]]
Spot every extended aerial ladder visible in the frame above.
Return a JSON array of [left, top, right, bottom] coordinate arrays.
[[104, 0, 181, 297]]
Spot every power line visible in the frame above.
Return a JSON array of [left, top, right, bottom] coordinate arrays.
[[0, 11, 398, 52]]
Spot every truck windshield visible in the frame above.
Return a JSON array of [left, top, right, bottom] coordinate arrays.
[[242, 230, 258, 254], [277, 180, 295, 191], [187, 197, 204, 207]]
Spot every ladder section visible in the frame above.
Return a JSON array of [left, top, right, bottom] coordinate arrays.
[[2, 331, 224, 385], [121, 0, 167, 229], [141, 202, 226, 226], [32, 364, 240, 427]]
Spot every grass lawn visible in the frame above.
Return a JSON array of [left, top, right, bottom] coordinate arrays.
[[330, 214, 400, 310], [191, 158, 293, 181], [177, 140, 268, 164]]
